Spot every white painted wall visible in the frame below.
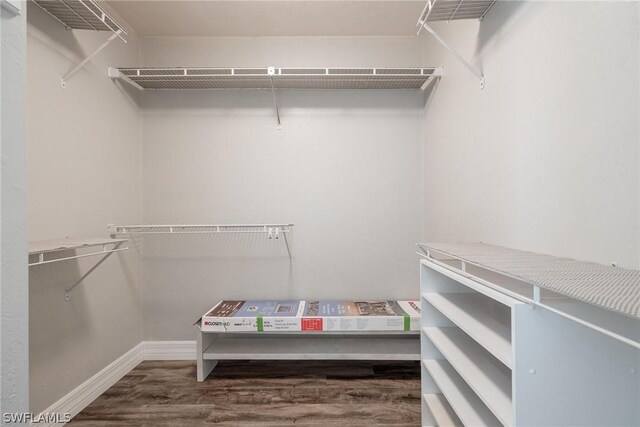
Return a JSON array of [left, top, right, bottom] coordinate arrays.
[[139, 36, 426, 68], [1, 1, 29, 421], [421, 1, 640, 268], [139, 37, 427, 339], [26, 3, 143, 414]]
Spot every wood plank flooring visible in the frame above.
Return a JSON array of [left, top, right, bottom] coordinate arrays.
[[69, 360, 421, 426]]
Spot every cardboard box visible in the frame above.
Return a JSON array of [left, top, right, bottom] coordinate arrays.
[[201, 299, 420, 333], [301, 300, 421, 332], [201, 300, 305, 332]]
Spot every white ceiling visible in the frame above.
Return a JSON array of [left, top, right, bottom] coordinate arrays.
[[106, 0, 426, 37]]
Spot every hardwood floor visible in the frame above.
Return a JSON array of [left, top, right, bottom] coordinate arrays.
[[69, 360, 421, 426]]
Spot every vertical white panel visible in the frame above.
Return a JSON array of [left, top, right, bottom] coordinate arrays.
[[514, 305, 640, 426], [420, 263, 438, 426], [1, 0, 29, 418]]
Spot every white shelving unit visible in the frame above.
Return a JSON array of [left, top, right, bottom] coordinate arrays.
[[419, 243, 640, 427], [29, 237, 129, 300], [194, 322, 420, 382], [109, 223, 294, 262]]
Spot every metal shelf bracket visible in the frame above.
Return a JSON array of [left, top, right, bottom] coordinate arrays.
[[61, 29, 125, 88], [107, 67, 144, 90], [418, 21, 484, 89], [268, 66, 283, 130], [64, 241, 126, 301]]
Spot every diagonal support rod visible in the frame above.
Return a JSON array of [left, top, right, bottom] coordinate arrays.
[[268, 66, 282, 130], [62, 29, 125, 88], [65, 242, 126, 301], [282, 230, 292, 263], [419, 21, 485, 89]]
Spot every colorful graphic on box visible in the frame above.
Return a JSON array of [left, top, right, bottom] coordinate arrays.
[[301, 318, 323, 331], [235, 300, 301, 317], [303, 300, 412, 317]]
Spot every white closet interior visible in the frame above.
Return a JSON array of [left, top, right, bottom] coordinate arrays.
[[16, 0, 639, 424]]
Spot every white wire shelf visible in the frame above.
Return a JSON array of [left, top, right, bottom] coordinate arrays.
[[109, 224, 294, 262], [109, 224, 293, 236], [33, 0, 126, 37], [418, 242, 640, 319], [108, 67, 442, 91], [29, 237, 128, 266], [418, 0, 497, 23]]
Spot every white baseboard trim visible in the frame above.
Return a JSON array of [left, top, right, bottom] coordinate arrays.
[[35, 340, 197, 426], [143, 340, 197, 360], [35, 342, 144, 427]]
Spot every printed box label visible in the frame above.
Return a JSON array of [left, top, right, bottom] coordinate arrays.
[[301, 318, 323, 331]]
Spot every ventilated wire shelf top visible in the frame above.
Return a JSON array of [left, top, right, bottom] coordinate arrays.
[[114, 67, 440, 90], [419, 243, 640, 318], [29, 237, 127, 255], [418, 0, 497, 23]]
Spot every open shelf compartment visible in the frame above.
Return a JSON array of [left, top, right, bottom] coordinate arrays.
[[423, 359, 501, 426], [203, 335, 420, 361], [423, 392, 463, 427], [423, 326, 513, 426], [423, 291, 512, 368]]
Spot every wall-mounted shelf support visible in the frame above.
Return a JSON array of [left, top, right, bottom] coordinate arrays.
[[33, 0, 128, 88], [418, 21, 484, 88], [416, 0, 496, 89], [107, 67, 144, 90], [267, 66, 282, 130], [62, 29, 124, 88], [109, 224, 294, 262], [64, 241, 125, 301], [28, 237, 129, 300]]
